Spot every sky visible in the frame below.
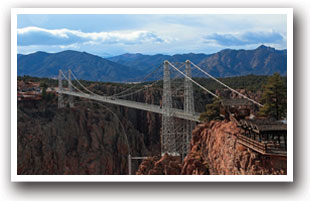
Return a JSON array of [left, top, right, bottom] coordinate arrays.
[[17, 14, 287, 57]]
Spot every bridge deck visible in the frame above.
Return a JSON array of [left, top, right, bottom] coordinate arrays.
[[58, 90, 201, 122]]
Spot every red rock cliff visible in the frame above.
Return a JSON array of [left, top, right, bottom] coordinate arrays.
[[136, 120, 287, 175], [187, 120, 286, 175]]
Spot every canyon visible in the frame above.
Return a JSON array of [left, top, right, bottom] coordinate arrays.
[[17, 80, 286, 175], [17, 82, 212, 175]]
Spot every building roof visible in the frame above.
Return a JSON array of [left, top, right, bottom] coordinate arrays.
[[239, 119, 287, 132]]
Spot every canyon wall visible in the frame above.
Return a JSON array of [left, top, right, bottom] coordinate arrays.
[[17, 83, 212, 175], [136, 120, 287, 175], [17, 101, 147, 175], [188, 120, 286, 175]]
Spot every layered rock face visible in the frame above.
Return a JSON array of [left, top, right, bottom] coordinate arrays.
[[136, 154, 182, 175], [189, 121, 286, 175], [17, 101, 148, 175], [136, 120, 286, 175]]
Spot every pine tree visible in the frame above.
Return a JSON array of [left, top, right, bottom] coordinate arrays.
[[41, 86, 47, 100], [199, 98, 221, 122], [259, 73, 287, 120]]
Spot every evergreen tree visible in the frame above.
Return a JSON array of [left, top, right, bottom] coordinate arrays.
[[40, 81, 50, 101], [259, 73, 287, 120], [199, 98, 221, 122], [39, 81, 48, 89], [41, 86, 47, 100]]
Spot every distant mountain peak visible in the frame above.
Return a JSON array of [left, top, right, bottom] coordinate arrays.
[[198, 45, 286, 77], [258, 44, 268, 48], [257, 45, 276, 51], [57, 50, 82, 54], [32, 51, 49, 55]]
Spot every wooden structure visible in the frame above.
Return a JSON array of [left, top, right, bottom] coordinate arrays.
[[220, 98, 254, 120], [237, 119, 287, 156]]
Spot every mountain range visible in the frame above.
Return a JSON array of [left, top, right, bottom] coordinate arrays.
[[17, 50, 141, 82], [17, 45, 287, 82]]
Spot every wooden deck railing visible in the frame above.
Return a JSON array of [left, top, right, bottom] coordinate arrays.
[[237, 134, 266, 154], [237, 134, 287, 156]]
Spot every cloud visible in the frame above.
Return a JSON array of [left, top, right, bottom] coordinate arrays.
[[204, 30, 284, 46], [17, 26, 167, 46]]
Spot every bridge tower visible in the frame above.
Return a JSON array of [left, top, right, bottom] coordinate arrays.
[[68, 69, 74, 107], [182, 60, 195, 159], [58, 69, 64, 108], [161, 60, 176, 155]]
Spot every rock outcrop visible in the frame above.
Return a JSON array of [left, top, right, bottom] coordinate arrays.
[[136, 120, 286, 175], [189, 120, 286, 175], [181, 147, 210, 175], [136, 154, 182, 175]]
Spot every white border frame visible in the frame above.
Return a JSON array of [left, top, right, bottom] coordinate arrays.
[[11, 8, 293, 182]]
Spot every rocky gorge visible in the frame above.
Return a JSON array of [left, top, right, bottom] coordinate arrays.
[[17, 82, 212, 175], [17, 80, 286, 175], [17, 100, 149, 174]]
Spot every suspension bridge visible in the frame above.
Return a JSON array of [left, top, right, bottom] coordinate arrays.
[[57, 60, 262, 161]]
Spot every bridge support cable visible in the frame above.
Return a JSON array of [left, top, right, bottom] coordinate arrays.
[[189, 61, 263, 107], [73, 100, 131, 174], [115, 83, 159, 99], [59, 70, 90, 96], [111, 64, 164, 98], [114, 63, 185, 99], [69, 70, 102, 96], [166, 61, 219, 99], [161, 61, 177, 155], [95, 102, 131, 174], [70, 64, 164, 99], [171, 63, 186, 96], [114, 75, 163, 99], [58, 70, 65, 108]]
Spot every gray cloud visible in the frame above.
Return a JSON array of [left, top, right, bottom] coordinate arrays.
[[204, 31, 284, 46]]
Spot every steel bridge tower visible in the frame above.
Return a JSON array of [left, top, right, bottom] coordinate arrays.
[[183, 60, 195, 158], [68, 69, 74, 107], [161, 60, 176, 155], [58, 69, 64, 108]]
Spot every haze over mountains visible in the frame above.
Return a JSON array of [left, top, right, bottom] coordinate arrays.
[[17, 45, 287, 82]]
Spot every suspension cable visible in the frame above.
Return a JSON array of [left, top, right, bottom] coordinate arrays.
[[74, 100, 131, 160], [59, 70, 88, 95], [70, 71, 101, 96], [115, 62, 185, 99], [166, 61, 219, 98], [111, 63, 163, 97], [189, 61, 263, 107]]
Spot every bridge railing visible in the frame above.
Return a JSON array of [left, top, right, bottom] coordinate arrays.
[[237, 134, 267, 154], [237, 134, 287, 155]]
